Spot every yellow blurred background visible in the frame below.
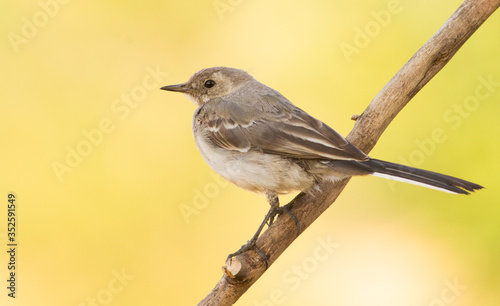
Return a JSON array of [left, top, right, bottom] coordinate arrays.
[[1, 0, 499, 305]]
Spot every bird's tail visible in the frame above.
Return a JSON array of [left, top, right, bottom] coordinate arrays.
[[362, 159, 483, 195]]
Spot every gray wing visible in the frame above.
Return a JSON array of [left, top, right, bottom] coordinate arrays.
[[199, 94, 368, 161]]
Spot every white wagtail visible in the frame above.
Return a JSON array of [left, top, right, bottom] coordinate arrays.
[[161, 67, 483, 258]]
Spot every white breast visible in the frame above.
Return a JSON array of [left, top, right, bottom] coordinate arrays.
[[193, 131, 314, 195]]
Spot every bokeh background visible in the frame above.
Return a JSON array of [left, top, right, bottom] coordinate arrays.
[[1, 0, 499, 305]]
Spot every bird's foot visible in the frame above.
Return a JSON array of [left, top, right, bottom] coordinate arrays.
[[227, 238, 269, 268], [268, 202, 301, 236]]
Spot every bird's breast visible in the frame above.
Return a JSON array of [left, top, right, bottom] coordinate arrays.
[[192, 128, 314, 195]]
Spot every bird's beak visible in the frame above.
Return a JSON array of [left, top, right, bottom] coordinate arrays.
[[160, 83, 190, 93]]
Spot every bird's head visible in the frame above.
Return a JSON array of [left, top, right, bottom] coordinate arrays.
[[161, 67, 255, 106]]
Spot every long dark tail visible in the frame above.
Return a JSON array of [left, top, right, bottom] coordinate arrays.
[[361, 159, 483, 195]]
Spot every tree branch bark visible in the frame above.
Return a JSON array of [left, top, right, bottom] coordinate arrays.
[[198, 0, 500, 304]]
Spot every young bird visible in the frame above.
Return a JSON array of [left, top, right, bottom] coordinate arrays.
[[161, 67, 483, 258]]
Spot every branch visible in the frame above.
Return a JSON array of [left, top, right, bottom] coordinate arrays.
[[198, 0, 500, 304]]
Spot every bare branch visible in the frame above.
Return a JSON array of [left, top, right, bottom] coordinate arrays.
[[198, 0, 500, 305]]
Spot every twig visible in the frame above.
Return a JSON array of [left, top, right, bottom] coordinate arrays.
[[198, 0, 500, 304]]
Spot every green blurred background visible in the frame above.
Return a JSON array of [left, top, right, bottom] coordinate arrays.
[[1, 0, 499, 305]]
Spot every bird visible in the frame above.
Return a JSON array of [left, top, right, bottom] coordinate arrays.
[[160, 66, 483, 259]]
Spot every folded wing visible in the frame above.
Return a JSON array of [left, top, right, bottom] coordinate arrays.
[[200, 94, 368, 161]]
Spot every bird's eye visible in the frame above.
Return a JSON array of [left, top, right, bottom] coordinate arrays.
[[204, 79, 216, 88]]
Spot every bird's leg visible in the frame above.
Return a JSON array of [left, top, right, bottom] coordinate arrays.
[[266, 192, 280, 225], [227, 192, 280, 264], [268, 194, 301, 236]]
